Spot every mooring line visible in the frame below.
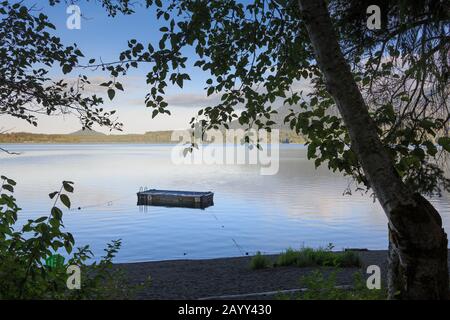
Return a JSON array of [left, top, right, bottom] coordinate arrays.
[[231, 237, 247, 256], [206, 210, 247, 257], [70, 194, 135, 211]]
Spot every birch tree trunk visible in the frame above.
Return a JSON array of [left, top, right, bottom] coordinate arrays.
[[298, 0, 449, 299]]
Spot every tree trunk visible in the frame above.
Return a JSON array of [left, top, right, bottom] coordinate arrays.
[[298, 0, 449, 299]]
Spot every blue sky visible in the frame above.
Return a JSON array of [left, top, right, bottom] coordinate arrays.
[[5, 1, 217, 134]]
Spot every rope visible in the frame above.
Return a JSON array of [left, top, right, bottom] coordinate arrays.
[[231, 238, 247, 256], [70, 194, 135, 211], [74, 185, 151, 211], [207, 210, 248, 257]]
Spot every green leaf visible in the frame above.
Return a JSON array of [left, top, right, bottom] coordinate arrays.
[[438, 137, 450, 152], [60, 194, 71, 209], [107, 88, 115, 100], [62, 64, 72, 74], [64, 241, 72, 254], [176, 77, 183, 88], [423, 141, 437, 157], [3, 184, 13, 192], [307, 142, 317, 159], [115, 82, 124, 91], [34, 217, 47, 223], [62, 181, 74, 193], [74, 49, 84, 57], [49, 191, 58, 199], [51, 207, 63, 220]]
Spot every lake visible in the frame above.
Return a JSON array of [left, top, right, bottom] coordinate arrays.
[[1, 144, 449, 263]]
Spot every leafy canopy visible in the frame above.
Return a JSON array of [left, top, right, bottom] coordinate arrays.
[[0, 0, 122, 130]]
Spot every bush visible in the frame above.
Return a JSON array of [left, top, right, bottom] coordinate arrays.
[[276, 248, 301, 267], [276, 270, 386, 300], [290, 270, 387, 300], [275, 244, 361, 268], [0, 176, 149, 299], [250, 251, 271, 270], [338, 250, 362, 268], [295, 251, 315, 267]]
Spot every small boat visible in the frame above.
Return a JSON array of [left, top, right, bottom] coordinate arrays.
[[137, 189, 214, 209]]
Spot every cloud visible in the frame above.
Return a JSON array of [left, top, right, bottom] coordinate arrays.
[[125, 92, 222, 108], [125, 79, 313, 109], [166, 92, 222, 107]]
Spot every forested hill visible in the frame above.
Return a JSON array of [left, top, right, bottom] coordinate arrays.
[[0, 129, 305, 144]]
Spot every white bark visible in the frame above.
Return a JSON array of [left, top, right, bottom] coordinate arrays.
[[297, 0, 449, 299]]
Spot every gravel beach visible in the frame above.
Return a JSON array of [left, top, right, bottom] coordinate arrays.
[[112, 250, 450, 299]]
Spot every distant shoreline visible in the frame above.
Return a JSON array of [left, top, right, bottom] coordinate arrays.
[[0, 130, 306, 144], [0, 131, 176, 144]]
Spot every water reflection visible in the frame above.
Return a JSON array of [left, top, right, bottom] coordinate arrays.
[[1, 144, 449, 262]]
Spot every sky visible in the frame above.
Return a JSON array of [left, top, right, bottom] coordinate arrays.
[[3, 1, 225, 134]]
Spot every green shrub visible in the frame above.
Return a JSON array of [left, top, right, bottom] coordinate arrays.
[[308, 248, 335, 266], [276, 248, 301, 267], [337, 250, 362, 268], [275, 245, 361, 268], [296, 270, 386, 300], [0, 176, 149, 299], [295, 251, 315, 267], [250, 251, 271, 270], [277, 269, 386, 300]]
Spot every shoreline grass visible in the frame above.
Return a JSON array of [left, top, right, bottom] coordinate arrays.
[[277, 270, 387, 300], [249, 251, 272, 270], [250, 245, 362, 270]]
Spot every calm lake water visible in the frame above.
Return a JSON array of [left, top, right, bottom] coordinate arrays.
[[1, 144, 449, 263]]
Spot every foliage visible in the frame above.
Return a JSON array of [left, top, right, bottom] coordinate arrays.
[[337, 251, 362, 268], [249, 245, 361, 269], [276, 248, 301, 267], [277, 269, 387, 300], [0, 176, 148, 299], [0, 0, 122, 131], [275, 245, 361, 268], [287, 0, 450, 196], [250, 251, 272, 270]]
